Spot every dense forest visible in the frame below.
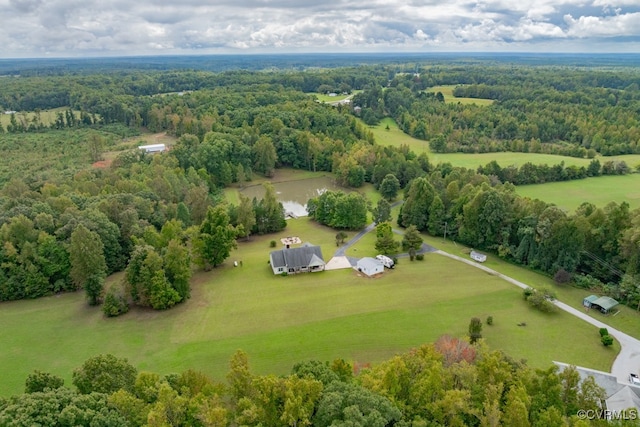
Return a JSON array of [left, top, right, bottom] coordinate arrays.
[[0, 342, 617, 426], [354, 68, 640, 156], [0, 60, 639, 313]]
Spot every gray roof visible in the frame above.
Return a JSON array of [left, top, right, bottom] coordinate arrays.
[[555, 362, 640, 413], [270, 245, 324, 269], [270, 250, 286, 268], [357, 257, 383, 270], [608, 385, 640, 413]]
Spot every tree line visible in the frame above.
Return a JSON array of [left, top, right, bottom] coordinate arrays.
[[0, 341, 609, 426], [476, 159, 632, 186], [394, 165, 640, 310]]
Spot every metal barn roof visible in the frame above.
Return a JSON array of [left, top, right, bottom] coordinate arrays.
[[593, 296, 619, 310]]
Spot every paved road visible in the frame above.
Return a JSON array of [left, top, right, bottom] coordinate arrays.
[[333, 222, 437, 264], [334, 223, 375, 257], [437, 250, 640, 383]]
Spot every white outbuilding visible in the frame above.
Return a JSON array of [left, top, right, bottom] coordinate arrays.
[[357, 257, 384, 277], [470, 250, 487, 263], [138, 143, 166, 153]]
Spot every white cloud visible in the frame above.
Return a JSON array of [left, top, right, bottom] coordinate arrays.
[[0, 0, 639, 57], [564, 12, 640, 37]]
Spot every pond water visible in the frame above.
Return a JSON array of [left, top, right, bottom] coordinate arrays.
[[240, 176, 347, 217]]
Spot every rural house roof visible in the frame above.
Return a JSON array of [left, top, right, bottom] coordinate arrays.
[[555, 362, 640, 415], [270, 244, 324, 269], [593, 296, 619, 311]]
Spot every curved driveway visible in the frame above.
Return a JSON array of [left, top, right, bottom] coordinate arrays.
[[437, 250, 640, 383], [333, 218, 640, 382]]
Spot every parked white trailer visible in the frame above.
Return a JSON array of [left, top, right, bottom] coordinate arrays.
[[376, 254, 395, 269]]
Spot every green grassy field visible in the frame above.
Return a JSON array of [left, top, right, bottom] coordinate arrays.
[[368, 118, 640, 210], [0, 217, 620, 397], [0, 107, 87, 128], [314, 90, 361, 103], [516, 174, 640, 212], [369, 117, 640, 169], [427, 85, 495, 106], [423, 235, 640, 339]]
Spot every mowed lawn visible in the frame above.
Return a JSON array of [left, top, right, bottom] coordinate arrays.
[[517, 174, 640, 211], [0, 217, 619, 397]]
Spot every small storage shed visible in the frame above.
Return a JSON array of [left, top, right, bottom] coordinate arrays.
[[357, 257, 384, 277], [583, 295, 599, 308], [470, 250, 487, 263]]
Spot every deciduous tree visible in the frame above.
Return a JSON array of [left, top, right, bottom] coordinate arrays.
[[379, 174, 400, 201], [69, 224, 106, 305], [371, 198, 391, 224], [236, 193, 256, 240], [401, 177, 435, 231], [468, 317, 483, 344], [25, 370, 64, 393], [72, 354, 137, 395], [197, 205, 238, 269], [253, 136, 277, 177], [164, 239, 191, 300]]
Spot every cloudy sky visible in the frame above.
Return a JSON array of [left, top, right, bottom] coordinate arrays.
[[2, 0, 640, 58]]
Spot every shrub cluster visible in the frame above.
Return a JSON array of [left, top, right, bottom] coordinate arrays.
[[523, 287, 557, 313]]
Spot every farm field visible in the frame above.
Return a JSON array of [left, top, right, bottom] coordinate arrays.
[[0, 216, 619, 397], [368, 117, 640, 209], [370, 117, 640, 169], [427, 85, 495, 106], [0, 107, 89, 128], [421, 235, 640, 340], [517, 174, 640, 212]]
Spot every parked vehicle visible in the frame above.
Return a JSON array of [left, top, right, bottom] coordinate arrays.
[[629, 373, 640, 386], [376, 254, 395, 269]]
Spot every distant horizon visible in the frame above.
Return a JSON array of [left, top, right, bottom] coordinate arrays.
[[2, 50, 640, 61]]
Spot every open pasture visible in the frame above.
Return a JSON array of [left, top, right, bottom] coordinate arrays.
[[0, 217, 618, 397], [0, 107, 87, 128], [368, 118, 640, 210], [424, 235, 640, 341], [517, 174, 640, 211], [428, 85, 495, 106], [369, 118, 640, 170]]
